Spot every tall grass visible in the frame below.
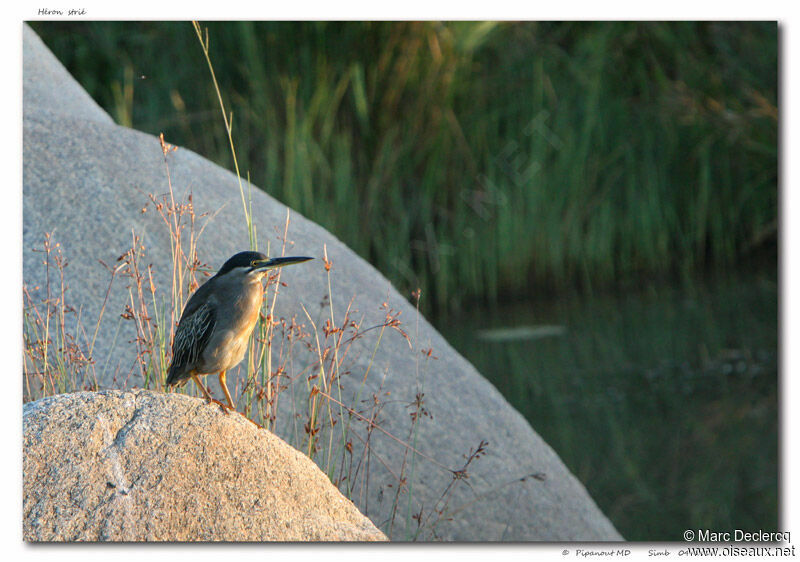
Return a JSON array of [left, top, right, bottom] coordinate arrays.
[[30, 21, 778, 311]]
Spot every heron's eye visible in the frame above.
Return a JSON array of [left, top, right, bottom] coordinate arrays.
[[250, 260, 258, 267]]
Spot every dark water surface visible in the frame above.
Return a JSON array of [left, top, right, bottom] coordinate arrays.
[[434, 274, 778, 540]]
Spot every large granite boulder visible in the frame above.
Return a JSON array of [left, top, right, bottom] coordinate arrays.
[[23, 390, 386, 541], [22, 24, 622, 541]]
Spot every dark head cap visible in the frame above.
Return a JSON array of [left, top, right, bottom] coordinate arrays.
[[215, 251, 313, 277], [216, 251, 268, 277]]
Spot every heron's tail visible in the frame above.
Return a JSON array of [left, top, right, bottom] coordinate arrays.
[[165, 364, 188, 388]]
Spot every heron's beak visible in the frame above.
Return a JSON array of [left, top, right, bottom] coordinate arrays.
[[252, 256, 314, 272]]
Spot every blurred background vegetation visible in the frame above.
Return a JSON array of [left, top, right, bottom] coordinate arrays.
[[29, 21, 777, 541], [30, 21, 777, 311]]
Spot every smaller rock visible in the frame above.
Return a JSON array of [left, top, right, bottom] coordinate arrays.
[[23, 390, 387, 541]]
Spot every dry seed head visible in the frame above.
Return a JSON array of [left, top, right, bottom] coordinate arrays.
[[323, 244, 332, 271]]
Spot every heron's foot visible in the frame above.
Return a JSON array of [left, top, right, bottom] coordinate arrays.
[[203, 397, 233, 414]]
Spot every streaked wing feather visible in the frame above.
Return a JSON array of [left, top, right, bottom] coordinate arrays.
[[166, 302, 216, 385]]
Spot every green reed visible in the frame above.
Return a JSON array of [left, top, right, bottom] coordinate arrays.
[[31, 21, 777, 311]]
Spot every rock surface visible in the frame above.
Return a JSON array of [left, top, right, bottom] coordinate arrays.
[[23, 390, 387, 541], [23, 24, 623, 540]]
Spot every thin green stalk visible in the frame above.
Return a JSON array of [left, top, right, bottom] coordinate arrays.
[[192, 21, 253, 246]]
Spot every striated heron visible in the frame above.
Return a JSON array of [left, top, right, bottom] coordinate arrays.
[[166, 251, 313, 409]]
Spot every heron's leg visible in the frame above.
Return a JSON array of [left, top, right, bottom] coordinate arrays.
[[190, 372, 214, 403], [190, 372, 229, 412], [219, 370, 236, 410]]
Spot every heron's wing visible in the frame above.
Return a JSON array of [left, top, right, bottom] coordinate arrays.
[[166, 301, 216, 385]]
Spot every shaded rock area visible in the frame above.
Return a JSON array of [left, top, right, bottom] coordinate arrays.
[[23, 24, 623, 540], [23, 390, 387, 541]]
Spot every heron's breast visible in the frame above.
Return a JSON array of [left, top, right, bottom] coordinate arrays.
[[236, 285, 263, 332], [202, 326, 252, 372]]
